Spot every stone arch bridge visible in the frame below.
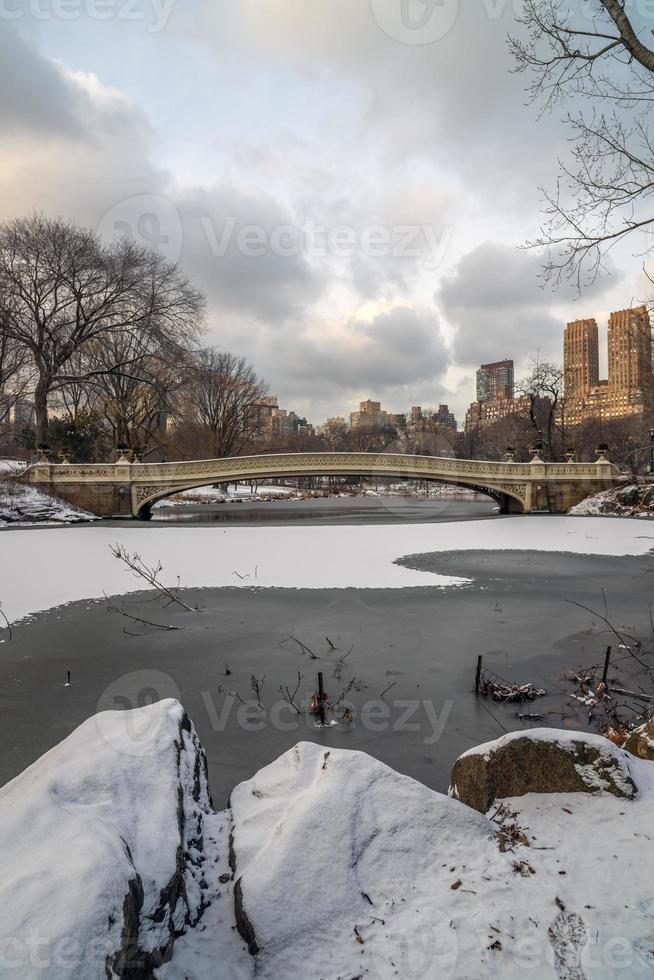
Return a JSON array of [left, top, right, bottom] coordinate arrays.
[[25, 451, 622, 519]]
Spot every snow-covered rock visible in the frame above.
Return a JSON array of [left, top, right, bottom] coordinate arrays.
[[569, 483, 654, 517], [450, 728, 637, 813], [4, 714, 654, 979], [0, 481, 96, 526], [0, 699, 212, 979], [229, 741, 498, 978]]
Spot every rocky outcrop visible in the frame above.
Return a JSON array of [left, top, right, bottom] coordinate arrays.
[[450, 728, 637, 813], [569, 482, 654, 517], [625, 719, 654, 761], [0, 480, 96, 525]]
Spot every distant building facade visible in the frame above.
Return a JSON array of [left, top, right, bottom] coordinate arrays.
[[255, 395, 313, 440], [465, 394, 531, 434], [476, 360, 514, 403], [433, 404, 457, 431], [564, 306, 654, 425], [350, 399, 396, 431], [466, 359, 519, 434]]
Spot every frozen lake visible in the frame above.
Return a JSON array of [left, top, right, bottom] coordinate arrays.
[[1, 501, 653, 804]]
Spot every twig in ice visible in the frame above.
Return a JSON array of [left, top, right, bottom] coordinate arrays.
[[110, 544, 196, 612], [0, 604, 12, 642], [380, 681, 397, 699], [334, 678, 356, 707], [279, 672, 304, 714], [280, 634, 318, 659], [250, 674, 265, 708], [103, 593, 182, 632], [567, 599, 649, 669]]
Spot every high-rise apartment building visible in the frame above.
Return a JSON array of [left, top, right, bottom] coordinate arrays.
[[564, 318, 599, 399], [607, 306, 653, 415], [563, 306, 654, 424], [476, 360, 514, 403]]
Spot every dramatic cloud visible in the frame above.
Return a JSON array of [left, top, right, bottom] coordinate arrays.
[[438, 241, 623, 373], [0, 4, 642, 423]]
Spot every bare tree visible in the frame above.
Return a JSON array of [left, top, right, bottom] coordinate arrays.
[[516, 359, 565, 458], [0, 214, 204, 446], [510, 0, 654, 287], [181, 348, 267, 458], [79, 327, 187, 454]]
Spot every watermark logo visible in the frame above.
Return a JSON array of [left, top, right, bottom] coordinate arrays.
[[97, 194, 183, 263], [370, 0, 459, 45], [0, 0, 175, 32], [96, 669, 181, 757], [371, 907, 458, 979]]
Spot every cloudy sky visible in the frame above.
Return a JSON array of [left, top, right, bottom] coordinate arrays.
[[2, 0, 649, 424]]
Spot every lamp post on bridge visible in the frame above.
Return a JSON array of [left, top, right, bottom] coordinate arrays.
[[649, 427, 654, 478]]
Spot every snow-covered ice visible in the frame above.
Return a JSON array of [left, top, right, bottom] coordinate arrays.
[[1, 515, 653, 622]]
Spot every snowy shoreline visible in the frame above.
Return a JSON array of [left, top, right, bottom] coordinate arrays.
[[2, 701, 653, 979]]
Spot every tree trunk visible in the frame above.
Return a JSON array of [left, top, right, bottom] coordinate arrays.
[[33, 376, 51, 448]]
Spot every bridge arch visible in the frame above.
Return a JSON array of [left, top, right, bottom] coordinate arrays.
[[131, 454, 531, 518]]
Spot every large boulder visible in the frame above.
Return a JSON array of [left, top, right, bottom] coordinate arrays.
[[229, 741, 495, 979], [450, 728, 637, 813], [0, 699, 212, 979], [625, 719, 654, 760]]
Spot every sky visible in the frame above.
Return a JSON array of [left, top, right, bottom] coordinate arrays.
[[1, 0, 651, 425]]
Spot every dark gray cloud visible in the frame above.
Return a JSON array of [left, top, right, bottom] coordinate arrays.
[[438, 241, 622, 367], [0, 28, 83, 138], [177, 188, 323, 324], [271, 305, 450, 404]]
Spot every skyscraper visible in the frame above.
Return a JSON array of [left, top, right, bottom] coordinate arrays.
[[563, 306, 654, 424], [476, 360, 514, 403], [563, 318, 599, 399], [607, 306, 653, 415]]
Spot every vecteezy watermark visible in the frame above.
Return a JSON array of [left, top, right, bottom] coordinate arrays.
[[371, 908, 459, 980], [370, 0, 459, 45], [200, 215, 454, 270], [94, 669, 455, 756], [370, 0, 654, 45], [95, 669, 182, 757], [97, 194, 454, 269], [0, 0, 175, 31], [201, 691, 454, 745], [97, 194, 183, 264]]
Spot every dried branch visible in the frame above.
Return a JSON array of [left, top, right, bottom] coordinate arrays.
[[279, 672, 304, 714], [110, 543, 196, 612], [0, 604, 12, 642], [103, 593, 181, 633]]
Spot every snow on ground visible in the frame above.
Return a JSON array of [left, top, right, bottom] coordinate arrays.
[[0, 699, 213, 979], [0, 481, 96, 526], [1, 515, 654, 622], [5, 708, 653, 978], [224, 740, 654, 979], [0, 459, 29, 475]]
